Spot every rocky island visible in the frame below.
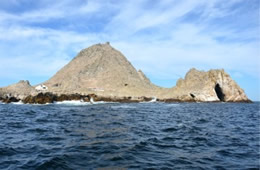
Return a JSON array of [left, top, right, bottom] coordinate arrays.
[[0, 42, 251, 104]]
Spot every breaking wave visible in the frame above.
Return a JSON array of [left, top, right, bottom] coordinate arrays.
[[55, 100, 91, 106], [54, 100, 117, 106], [11, 101, 24, 105]]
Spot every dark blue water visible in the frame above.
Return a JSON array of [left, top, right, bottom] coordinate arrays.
[[0, 102, 259, 169]]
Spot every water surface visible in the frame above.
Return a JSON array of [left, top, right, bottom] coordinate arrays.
[[0, 102, 259, 169]]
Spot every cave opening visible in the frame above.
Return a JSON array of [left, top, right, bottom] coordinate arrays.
[[190, 93, 195, 98], [215, 83, 225, 102]]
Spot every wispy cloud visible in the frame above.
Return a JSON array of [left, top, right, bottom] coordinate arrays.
[[0, 0, 259, 99]]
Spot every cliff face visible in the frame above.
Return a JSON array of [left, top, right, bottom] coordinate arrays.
[[0, 43, 251, 103], [160, 68, 250, 102]]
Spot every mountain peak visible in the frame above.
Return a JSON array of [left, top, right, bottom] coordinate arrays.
[[87, 42, 111, 49], [77, 42, 113, 58], [44, 42, 159, 96]]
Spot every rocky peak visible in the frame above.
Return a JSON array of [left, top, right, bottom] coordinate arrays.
[[18, 80, 31, 86], [76, 43, 113, 58], [172, 68, 250, 102], [0, 80, 36, 100]]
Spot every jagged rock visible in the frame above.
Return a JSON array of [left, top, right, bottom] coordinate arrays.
[[0, 80, 36, 100], [23, 92, 57, 104], [2, 97, 19, 103], [56, 94, 83, 101], [93, 96, 140, 103], [160, 68, 251, 102], [56, 94, 70, 101], [23, 93, 90, 104]]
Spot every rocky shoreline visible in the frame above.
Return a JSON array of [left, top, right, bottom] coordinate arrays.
[[0, 93, 156, 104], [0, 92, 252, 104]]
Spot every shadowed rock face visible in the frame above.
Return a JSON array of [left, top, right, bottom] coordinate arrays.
[[0, 43, 251, 103], [21, 92, 154, 104], [22, 93, 89, 104], [215, 84, 225, 101]]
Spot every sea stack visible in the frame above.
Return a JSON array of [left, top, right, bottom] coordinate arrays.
[[0, 43, 251, 103]]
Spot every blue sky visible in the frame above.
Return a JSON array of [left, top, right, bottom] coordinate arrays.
[[0, 0, 259, 101]]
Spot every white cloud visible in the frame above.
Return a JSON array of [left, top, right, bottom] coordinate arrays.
[[0, 0, 105, 24], [0, 0, 259, 99]]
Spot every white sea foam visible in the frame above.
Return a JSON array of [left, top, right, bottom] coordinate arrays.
[[111, 105, 136, 109], [149, 97, 157, 103], [90, 97, 94, 104], [92, 101, 117, 104], [55, 100, 91, 106], [165, 103, 180, 107], [31, 103, 51, 105], [3, 101, 51, 105], [89, 97, 118, 105], [12, 101, 24, 105], [55, 100, 116, 105], [140, 97, 157, 104]]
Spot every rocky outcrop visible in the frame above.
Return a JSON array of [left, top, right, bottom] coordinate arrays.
[[0, 43, 251, 104], [160, 68, 251, 102], [23, 92, 56, 104], [91, 95, 154, 103], [21, 92, 154, 104], [2, 97, 20, 103], [0, 80, 36, 101], [22, 93, 91, 104]]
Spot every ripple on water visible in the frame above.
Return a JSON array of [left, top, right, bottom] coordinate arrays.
[[36, 156, 72, 170], [0, 102, 259, 169], [0, 147, 17, 156], [161, 127, 179, 132]]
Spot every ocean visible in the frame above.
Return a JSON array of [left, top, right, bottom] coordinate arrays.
[[0, 102, 259, 169]]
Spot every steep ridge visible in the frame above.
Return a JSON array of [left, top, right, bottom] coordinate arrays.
[[44, 42, 161, 97]]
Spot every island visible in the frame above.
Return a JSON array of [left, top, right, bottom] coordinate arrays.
[[0, 42, 251, 104]]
